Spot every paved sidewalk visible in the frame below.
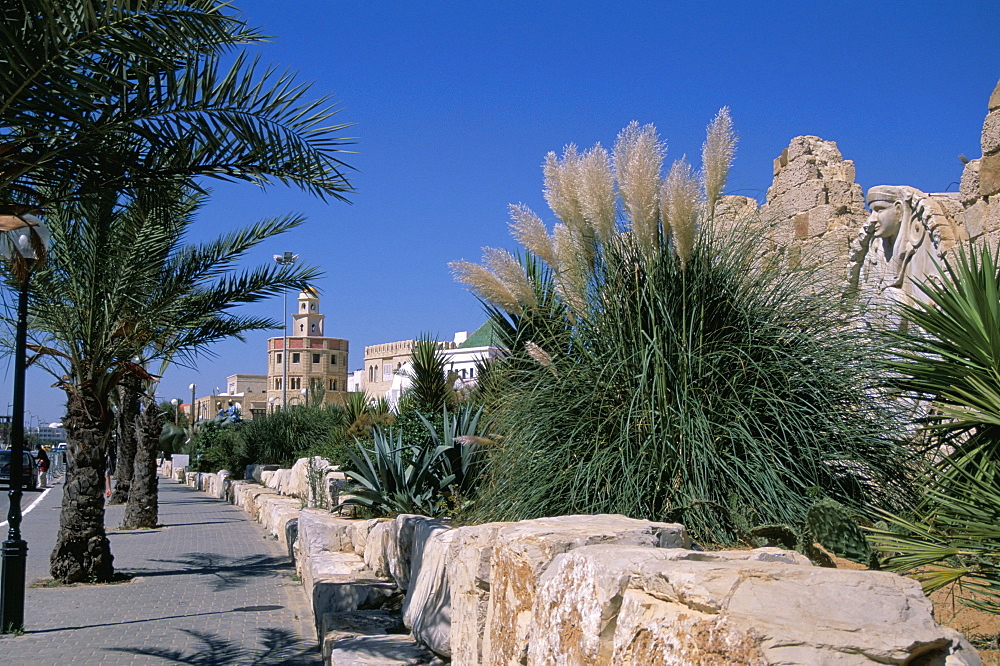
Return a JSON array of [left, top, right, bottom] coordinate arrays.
[[0, 477, 321, 665]]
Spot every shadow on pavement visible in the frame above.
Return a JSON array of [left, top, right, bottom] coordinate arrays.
[[107, 627, 321, 665], [132, 552, 292, 591], [23, 604, 285, 634]]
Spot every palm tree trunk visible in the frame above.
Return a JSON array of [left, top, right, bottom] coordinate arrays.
[[108, 380, 138, 504], [121, 397, 160, 530], [50, 390, 114, 583]]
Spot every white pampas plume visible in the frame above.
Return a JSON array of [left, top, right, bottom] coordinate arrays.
[[579, 145, 616, 243], [525, 341, 557, 376], [483, 247, 537, 311], [614, 121, 665, 251], [543, 146, 585, 231], [449, 259, 522, 315], [662, 157, 699, 270], [701, 106, 737, 216], [509, 204, 557, 267]]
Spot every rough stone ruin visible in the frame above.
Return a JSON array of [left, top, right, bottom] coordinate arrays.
[[722, 78, 1000, 327]]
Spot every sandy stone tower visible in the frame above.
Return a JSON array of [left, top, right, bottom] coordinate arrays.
[[266, 288, 349, 408]]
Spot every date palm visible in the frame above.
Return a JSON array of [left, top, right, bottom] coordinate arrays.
[[0, 1, 354, 582], [22, 187, 320, 580], [0, 0, 354, 211]]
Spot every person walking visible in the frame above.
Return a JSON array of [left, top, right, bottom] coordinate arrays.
[[35, 443, 50, 489]]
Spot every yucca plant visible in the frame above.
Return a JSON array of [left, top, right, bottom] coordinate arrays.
[[868, 242, 1000, 613], [453, 113, 916, 545]]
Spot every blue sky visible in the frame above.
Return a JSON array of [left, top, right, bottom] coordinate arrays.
[[8, 0, 999, 424]]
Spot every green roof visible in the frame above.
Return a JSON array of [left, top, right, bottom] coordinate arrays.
[[459, 319, 499, 348]]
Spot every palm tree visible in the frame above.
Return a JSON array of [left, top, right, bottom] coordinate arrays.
[[0, 0, 354, 211], [0, 0, 355, 582], [22, 187, 321, 580]]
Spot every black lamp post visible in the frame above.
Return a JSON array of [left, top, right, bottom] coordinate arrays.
[[0, 213, 49, 632]]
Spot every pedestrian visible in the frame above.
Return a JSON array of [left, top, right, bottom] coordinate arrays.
[[35, 443, 50, 489], [104, 448, 116, 498]]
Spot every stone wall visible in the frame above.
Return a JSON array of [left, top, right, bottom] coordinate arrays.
[[959, 79, 1000, 249], [171, 460, 980, 665]]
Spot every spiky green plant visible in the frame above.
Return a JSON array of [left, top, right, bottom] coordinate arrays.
[[868, 242, 1000, 614], [453, 114, 915, 545]]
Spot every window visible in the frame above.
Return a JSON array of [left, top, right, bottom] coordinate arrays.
[[290, 377, 301, 390], [276, 353, 282, 364], [382, 364, 393, 381], [274, 378, 282, 390], [369, 366, 373, 382], [470, 366, 475, 378], [292, 353, 300, 363], [310, 303, 316, 311], [301, 303, 306, 311], [329, 379, 335, 390], [311, 324, 317, 332], [312, 353, 320, 364], [331, 354, 337, 365], [300, 324, 304, 332]]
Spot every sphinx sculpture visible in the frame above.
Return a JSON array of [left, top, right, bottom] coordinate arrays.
[[847, 185, 966, 331]]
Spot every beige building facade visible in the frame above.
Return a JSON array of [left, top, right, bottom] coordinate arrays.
[[266, 289, 349, 410]]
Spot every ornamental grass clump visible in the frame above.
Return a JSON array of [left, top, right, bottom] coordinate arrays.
[[451, 111, 915, 545]]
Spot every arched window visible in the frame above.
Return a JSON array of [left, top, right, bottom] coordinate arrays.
[[300, 324, 304, 332], [311, 324, 317, 332]]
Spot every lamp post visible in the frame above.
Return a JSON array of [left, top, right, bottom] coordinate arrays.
[[0, 213, 49, 632], [188, 383, 197, 423], [300, 386, 308, 408], [170, 399, 180, 426], [273, 252, 298, 410]]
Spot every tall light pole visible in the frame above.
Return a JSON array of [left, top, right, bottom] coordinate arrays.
[[0, 213, 49, 633], [170, 399, 180, 426], [188, 383, 197, 424], [273, 252, 298, 410]]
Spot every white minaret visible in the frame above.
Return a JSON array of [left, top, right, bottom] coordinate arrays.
[[292, 287, 325, 337]]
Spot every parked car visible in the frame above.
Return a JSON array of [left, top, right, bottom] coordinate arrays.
[[0, 450, 37, 491]]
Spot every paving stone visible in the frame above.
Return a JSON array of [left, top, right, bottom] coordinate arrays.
[[0, 476, 321, 664]]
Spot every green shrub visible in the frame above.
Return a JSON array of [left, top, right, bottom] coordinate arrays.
[[454, 116, 916, 545]]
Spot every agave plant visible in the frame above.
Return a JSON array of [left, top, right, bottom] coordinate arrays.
[[339, 405, 492, 517]]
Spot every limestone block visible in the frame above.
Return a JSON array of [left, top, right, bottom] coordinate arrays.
[[257, 496, 301, 545], [980, 152, 1000, 197], [386, 514, 434, 590], [483, 514, 689, 666], [185, 471, 197, 487], [770, 156, 819, 196], [364, 521, 393, 579], [785, 135, 842, 164], [283, 456, 333, 502], [961, 159, 982, 204], [303, 550, 397, 638], [401, 520, 455, 657], [983, 109, 1000, 156], [818, 158, 856, 183], [990, 79, 1000, 111], [611, 557, 980, 665], [321, 610, 405, 663], [825, 180, 865, 214], [297, 509, 357, 561], [351, 518, 387, 557], [446, 522, 508, 666], [328, 634, 437, 666], [528, 545, 809, 664], [767, 179, 827, 217]]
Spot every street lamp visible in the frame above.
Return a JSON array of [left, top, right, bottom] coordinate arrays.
[[273, 251, 298, 410], [300, 386, 308, 408], [188, 383, 197, 423], [170, 399, 180, 426], [0, 213, 49, 632]]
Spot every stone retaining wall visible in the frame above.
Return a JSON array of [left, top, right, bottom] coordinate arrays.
[[168, 461, 980, 665]]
